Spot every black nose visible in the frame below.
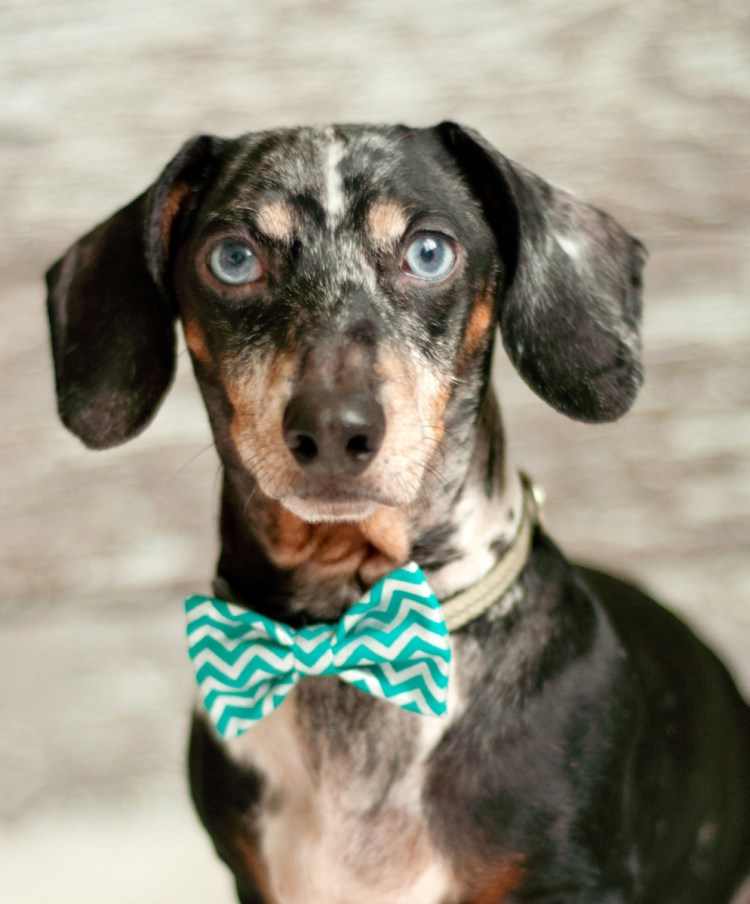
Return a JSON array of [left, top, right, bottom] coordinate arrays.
[[283, 389, 385, 477]]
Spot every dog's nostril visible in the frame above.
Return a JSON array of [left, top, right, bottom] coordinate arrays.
[[289, 433, 318, 464], [346, 433, 373, 461]]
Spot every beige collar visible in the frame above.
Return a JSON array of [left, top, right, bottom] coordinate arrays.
[[441, 474, 543, 632]]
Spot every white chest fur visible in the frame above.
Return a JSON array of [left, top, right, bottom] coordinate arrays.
[[225, 676, 462, 904]]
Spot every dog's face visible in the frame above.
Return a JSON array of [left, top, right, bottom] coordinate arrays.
[[46, 123, 645, 525], [172, 126, 501, 522]]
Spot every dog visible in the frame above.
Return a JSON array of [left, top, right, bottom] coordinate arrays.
[[46, 122, 750, 904]]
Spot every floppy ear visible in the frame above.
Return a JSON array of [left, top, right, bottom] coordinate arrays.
[[46, 135, 222, 448], [437, 122, 646, 423]]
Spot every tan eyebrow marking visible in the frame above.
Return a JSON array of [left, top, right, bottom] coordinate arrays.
[[366, 201, 410, 247], [255, 201, 296, 242]]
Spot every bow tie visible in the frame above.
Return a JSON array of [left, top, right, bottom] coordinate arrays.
[[186, 562, 451, 739]]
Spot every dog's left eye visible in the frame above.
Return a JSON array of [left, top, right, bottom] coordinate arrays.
[[403, 235, 456, 281], [208, 240, 263, 285]]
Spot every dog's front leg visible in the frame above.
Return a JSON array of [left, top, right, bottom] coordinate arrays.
[[188, 715, 272, 903]]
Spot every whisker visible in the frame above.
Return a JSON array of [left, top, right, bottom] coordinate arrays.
[[169, 442, 218, 481], [211, 463, 223, 521]]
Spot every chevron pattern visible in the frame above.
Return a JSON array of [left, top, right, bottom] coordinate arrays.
[[186, 562, 451, 739]]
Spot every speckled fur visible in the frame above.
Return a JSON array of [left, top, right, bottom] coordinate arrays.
[[46, 123, 750, 904]]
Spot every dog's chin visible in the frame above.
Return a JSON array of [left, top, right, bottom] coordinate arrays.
[[281, 496, 382, 524]]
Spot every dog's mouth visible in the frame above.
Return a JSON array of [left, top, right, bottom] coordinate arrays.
[[281, 494, 382, 523], [280, 479, 387, 523]]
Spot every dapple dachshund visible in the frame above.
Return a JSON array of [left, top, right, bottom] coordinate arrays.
[[46, 123, 750, 903]]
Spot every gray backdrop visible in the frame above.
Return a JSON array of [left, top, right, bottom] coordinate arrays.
[[1, 1, 748, 901]]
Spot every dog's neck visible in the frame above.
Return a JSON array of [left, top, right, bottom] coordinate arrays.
[[214, 389, 522, 623]]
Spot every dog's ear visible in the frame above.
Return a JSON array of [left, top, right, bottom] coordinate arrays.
[[436, 122, 646, 423], [46, 135, 222, 448]]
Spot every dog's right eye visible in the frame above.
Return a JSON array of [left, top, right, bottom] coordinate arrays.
[[208, 241, 263, 285]]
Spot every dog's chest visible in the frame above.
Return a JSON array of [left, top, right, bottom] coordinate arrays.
[[226, 677, 460, 904]]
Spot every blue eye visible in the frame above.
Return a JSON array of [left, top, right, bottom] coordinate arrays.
[[404, 234, 456, 281], [208, 240, 263, 285]]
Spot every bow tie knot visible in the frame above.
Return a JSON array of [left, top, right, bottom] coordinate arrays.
[[186, 561, 452, 739], [290, 625, 335, 676]]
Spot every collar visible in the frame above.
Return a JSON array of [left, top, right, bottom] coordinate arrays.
[[440, 472, 542, 632]]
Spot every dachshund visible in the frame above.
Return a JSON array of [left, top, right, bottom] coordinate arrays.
[[46, 122, 750, 904]]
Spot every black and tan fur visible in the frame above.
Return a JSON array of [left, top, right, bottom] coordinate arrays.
[[46, 123, 750, 903]]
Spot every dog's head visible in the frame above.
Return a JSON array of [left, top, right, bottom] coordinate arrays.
[[46, 123, 645, 524]]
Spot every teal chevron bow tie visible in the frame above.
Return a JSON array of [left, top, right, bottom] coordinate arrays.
[[185, 562, 451, 739]]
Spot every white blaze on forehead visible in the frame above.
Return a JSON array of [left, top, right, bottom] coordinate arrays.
[[323, 133, 347, 227]]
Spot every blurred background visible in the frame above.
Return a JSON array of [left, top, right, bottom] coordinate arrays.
[[1, 0, 748, 901]]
